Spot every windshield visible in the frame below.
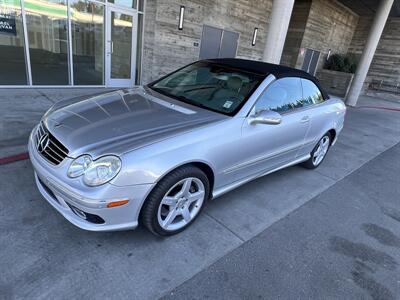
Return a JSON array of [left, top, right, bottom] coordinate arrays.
[[148, 62, 265, 116]]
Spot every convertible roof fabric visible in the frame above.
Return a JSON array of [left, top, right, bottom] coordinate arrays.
[[205, 58, 330, 99]]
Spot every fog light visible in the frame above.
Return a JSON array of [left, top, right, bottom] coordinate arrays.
[[71, 206, 87, 220], [107, 199, 129, 208]]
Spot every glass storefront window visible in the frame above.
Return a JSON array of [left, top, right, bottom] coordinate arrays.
[[1, 0, 143, 86], [107, 0, 136, 10], [25, 0, 69, 85], [0, 0, 28, 84], [110, 11, 132, 79], [71, 0, 104, 85]]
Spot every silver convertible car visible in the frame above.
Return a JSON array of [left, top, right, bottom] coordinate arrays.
[[29, 59, 346, 236]]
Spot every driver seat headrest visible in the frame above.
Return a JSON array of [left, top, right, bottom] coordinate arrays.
[[227, 76, 242, 91]]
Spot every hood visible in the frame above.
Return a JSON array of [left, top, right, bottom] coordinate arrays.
[[44, 87, 225, 157]]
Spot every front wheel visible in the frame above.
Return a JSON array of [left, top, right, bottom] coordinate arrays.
[[302, 133, 331, 169], [140, 166, 210, 236]]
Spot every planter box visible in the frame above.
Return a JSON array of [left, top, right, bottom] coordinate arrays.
[[316, 69, 354, 98]]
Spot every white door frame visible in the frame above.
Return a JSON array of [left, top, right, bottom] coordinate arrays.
[[105, 6, 138, 87]]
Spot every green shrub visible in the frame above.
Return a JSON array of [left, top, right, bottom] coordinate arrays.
[[325, 53, 358, 74]]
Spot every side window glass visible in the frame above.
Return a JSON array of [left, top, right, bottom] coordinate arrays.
[[255, 77, 303, 114], [301, 79, 325, 105]]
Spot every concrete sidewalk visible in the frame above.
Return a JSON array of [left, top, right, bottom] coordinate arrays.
[[0, 93, 399, 299], [164, 142, 400, 300], [0, 88, 112, 158]]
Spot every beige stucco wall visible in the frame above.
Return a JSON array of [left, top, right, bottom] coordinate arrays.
[[349, 16, 400, 90], [141, 0, 359, 84], [280, 0, 311, 68], [281, 0, 359, 71], [140, 0, 399, 98], [295, 0, 359, 71], [141, 0, 272, 84]]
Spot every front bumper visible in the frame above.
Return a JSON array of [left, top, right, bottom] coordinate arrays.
[[28, 128, 154, 231]]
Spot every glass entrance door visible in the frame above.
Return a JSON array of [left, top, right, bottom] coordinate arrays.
[[105, 7, 137, 87]]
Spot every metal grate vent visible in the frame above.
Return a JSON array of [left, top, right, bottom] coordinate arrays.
[[35, 122, 69, 165]]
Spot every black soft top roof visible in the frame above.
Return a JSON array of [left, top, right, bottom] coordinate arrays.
[[205, 58, 329, 99]]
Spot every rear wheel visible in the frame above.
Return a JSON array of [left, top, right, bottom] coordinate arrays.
[[141, 165, 209, 236], [302, 132, 331, 169]]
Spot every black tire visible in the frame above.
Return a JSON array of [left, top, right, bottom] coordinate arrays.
[[140, 165, 210, 236], [301, 132, 331, 169]]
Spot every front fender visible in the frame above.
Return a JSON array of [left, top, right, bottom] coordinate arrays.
[[111, 150, 216, 187], [109, 118, 242, 188]]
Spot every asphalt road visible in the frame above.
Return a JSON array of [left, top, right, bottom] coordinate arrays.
[[164, 143, 400, 300]]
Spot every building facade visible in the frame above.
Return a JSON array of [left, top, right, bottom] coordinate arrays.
[[0, 0, 144, 87], [0, 0, 399, 100]]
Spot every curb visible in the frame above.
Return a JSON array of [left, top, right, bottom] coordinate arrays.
[[0, 152, 29, 166]]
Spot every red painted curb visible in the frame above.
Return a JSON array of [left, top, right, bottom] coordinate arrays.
[[0, 152, 29, 165]]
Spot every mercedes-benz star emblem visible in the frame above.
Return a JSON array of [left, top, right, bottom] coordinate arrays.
[[37, 133, 50, 153]]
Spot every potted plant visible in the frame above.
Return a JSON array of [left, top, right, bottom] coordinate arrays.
[[316, 53, 358, 98]]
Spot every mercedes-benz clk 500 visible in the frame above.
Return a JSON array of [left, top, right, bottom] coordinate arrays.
[[29, 58, 346, 236]]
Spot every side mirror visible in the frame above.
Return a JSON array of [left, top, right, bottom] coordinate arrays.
[[249, 110, 282, 125]]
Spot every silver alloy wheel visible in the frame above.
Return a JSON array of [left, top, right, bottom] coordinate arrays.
[[312, 136, 330, 166], [157, 177, 205, 231]]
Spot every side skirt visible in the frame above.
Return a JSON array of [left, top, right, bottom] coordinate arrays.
[[212, 154, 310, 200]]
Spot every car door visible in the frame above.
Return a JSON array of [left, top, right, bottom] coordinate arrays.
[[296, 78, 330, 158], [233, 77, 311, 180]]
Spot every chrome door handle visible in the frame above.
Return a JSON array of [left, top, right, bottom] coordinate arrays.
[[300, 116, 310, 123]]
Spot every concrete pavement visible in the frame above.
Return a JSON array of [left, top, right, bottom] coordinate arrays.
[[0, 93, 399, 299], [164, 142, 400, 300], [0, 88, 112, 158]]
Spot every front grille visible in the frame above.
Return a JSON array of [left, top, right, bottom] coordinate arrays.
[[35, 122, 69, 165]]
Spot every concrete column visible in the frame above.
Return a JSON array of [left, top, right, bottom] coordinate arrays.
[[346, 0, 394, 106], [262, 0, 295, 64]]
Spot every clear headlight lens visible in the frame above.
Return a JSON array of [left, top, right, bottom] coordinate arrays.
[[67, 155, 92, 178], [83, 156, 121, 186], [67, 155, 121, 186]]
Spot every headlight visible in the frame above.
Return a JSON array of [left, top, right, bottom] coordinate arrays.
[[83, 156, 121, 186], [67, 155, 92, 178], [67, 155, 122, 186]]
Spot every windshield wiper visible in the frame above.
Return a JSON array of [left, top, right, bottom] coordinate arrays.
[[149, 86, 224, 115], [148, 86, 166, 94], [183, 86, 215, 93], [177, 96, 213, 111], [174, 94, 195, 104]]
